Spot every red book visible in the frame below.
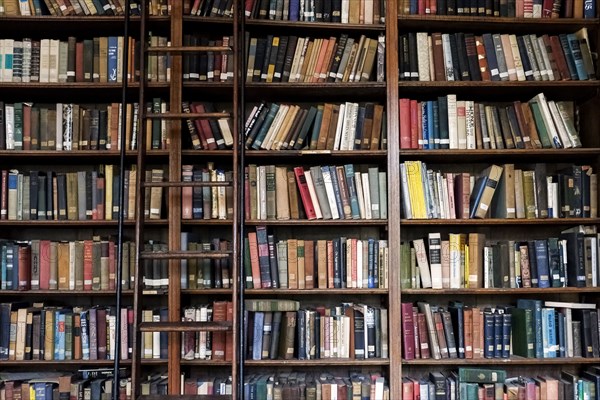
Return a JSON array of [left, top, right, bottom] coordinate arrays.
[[75, 42, 84, 82], [416, 313, 430, 359], [38, 240, 51, 290], [211, 301, 227, 361], [83, 240, 93, 290], [327, 240, 334, 288], [96, 308, 107, 360], [190, 103, 216, 150], [401, 302, 416, 359], [18, 246, 31, 290], [293, 167, 317, 220], [455, 172, 471, 219], [244, 0, 256, 16], [225, 301, 233, 362], [399, 98, 412, 149], [247, 232, 262, 289], [96, 177, 105, 220], [409, 100, 419, 149], [542, 0, 553, 16]]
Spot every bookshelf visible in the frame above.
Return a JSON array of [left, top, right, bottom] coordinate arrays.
[[1, 0, 600, 398]]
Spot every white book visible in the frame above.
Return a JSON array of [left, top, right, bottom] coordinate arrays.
[[547, 100, 573, 149], [21, 38, 31, 83], [416, 32, 430, 82], [439, 174, 449, 219], [117, 36, 124, 83], [341, 0, 349, 23], [446, 173, 456, 219], [354, 172, 366, 219], [18, 0, 31, 15], [303, 170, 323, 219], [257, 165, 266, 220], [69, 241, 76, 290], [333, 102, 347, 150], [261, 104, 288, 150], [536, 36, 554, 81], [428, 233, 443, 289], [321, 166, 340, 220], [399, 163, 412, 219], [441, 34, 455, 81], [361, 172, 372, 219], [289, 37, 306, 83], [509, 34, 526, 81], [449, 233, 462, 288], [344, 102, 359, 150], [531, 93, 562, 148], [428, 35, 435, 82], [3, 39, 14, 82], [456, 100, 466, 149], [447, 94, 458, 149], [465, 100, 476, 149], [5, 104, 15, 149], [413, 239, 432, 288]]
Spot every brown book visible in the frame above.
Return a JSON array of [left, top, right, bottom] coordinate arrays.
[[73, 313, 82, 359], [431, 33, 446, 81], [335, 166, 352, 219], [278, 311, 296, 360], [474, 35, 491, 81], [370, 104, 384, 150], [316, 103, 333, 150], [519, 102, 542, 149], [296, 240, 305, 289], [43, 309, 54, 360], [286, 170, 300, 219], [463, 307, 474, 359], [57, 241, 70, 290], [304, 240, 315, 289], [360, 103, 374, 149], [549, 35, 571, 81], [212, 301, 227, 361], [471, 307, 482, 358], [541, 35, 561, 81], [96, 308, 107, 360], [359, 38, 378, 82], [455, 172, 471, 219], [416, 313, 430, 359], [316, 239, 328, 288], [286, 239, 298, 289]]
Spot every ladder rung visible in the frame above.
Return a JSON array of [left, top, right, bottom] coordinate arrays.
[[146, 46, 231, 53], [142, 181, 232, 188], [144, 112, 230, 120], [139, 321, 232, 332], [140, 251, 232, 260]]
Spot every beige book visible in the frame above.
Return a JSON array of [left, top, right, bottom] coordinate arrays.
[[342, 42, 359, 82], [416, 32, 431, 82], [104, 164, 113, 220], [43, 310, 54, 360], [49, 39, 60, 83], [349, 0, 360, 23], [261, 104, 289, 150], [286, 170, 300, 219], [349, 35, 367, 82], [514, 170, 526, 219], [289, 37, 306, 83], [303, 38, 322, 83], [522, 170, 536, 219], [359, 37, 378, 82], [467, 233, 485, 288], [297, 39, 315, 82], [500, 34, 517, 81], [15, 308, 27, 360], [272, 105, 299, 150], [66, 172, 78, 220], [57, 241, 70, 290], [99, 37, 108, 82], [128, 168, 136, 220], [287, 239, 298, 289], [275, 167, 290, 220], [317, 239, 328, 288], [149, 168, 164, 219]]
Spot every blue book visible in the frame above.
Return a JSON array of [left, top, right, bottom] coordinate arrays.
[[80, 310, 90, 360], [567, 33, 588, 81], [372, 240, 380, 288], [367, 239, 375, 288], [501, 312, 511, 358], [11, 244, 18, 290], [584, 0, 596, 17], [421, 102, 429, 149], [343, 164, 361, 219], [252, 103, 279, 150], [542, 307, 557, 358], [34, 382, 46, 400], [107, 37, 119, 82], [438, 96, 450, 149], [483, 311, 495, 358], [426, 101, 435, 150], [289, 0, 300, 20], [432, 100, 440, 149], [252, 311, 264, 360], [534, 240, 551, 288], [328, 166, 344, 218], [517, 299, 543, 358], [481, 34, 500, 81], [493, 312, 503, 358], [557, 311, 566, 358], [1, 244, 7, 290]]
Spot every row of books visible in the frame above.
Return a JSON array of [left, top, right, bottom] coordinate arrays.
[[0, 239, 135, 292], [402, 300, 600, 361], [400, 162, 597, 220], [0, 166, 141, 222], [245, 227, 389, 289], [189, 0, 233, 17], [181, 164, 233, 220], [403, 226, 600, 290], [1, 0, 145, 16], [245, 164, 387, 221], [398, 0, 597, 17], [243, 372, 389, 400], [244, 300, 389, 360], [181, 302, 234, 361], [244, 101, 386, 151], [398, 93, 582, 150], [182, 35, 234, 83], [177, 237, 233, 290], [0, 303, 135, 361], [140, 308, 167, 360], [398, 29, 596, 82], [180, 375, 232, 397], [245, 34, 385, 83], [246, 0, 387, 24], [0, 36, 163, 84], [182, 102, 234, 150], [0, 370, 130, 400], [402, 367, 600, 400]]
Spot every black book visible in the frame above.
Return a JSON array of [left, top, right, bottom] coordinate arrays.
[[573, 309, 594, 357], [37, 175, 46, 220], [45, 171, 53, 219], [400, 34, 410, 81], [314, 0, 323, 21], [253, 38, 268, 82], [465, 33, 482, 81], [560, 230, 586, 287], [448, 301, 465, 359], [322, 0, 332, 21], [353, 307, 365, 359], [516, 35, 534, 81], [447, 0, 457, 14], [273, 36, 289, 82], [408, 33, 419, 81], [455, 33, 471, 80], [457, 0, 467, 14], [267, 235, 279, 288], [98, 109, 108, 150], [29, 171, 39, 220], [56, 173, 68, 220], [353, 105, 366, 150], [269, 311, 282, 359], [83, 39, 94, 82], [558, 34, 579, 80], [261, 35, 274, 82], [182, 34, 191, 81], [482, 34, 500, 81], [333, 238, 342, 288], [296, 310, 306, 359], [331, 0, 342, 22], [198, 37, 209, 81], [203, 103, 226, 149], [327, 34, 348, 82], [441, 310, 458, 358], [256, 0, 270, 19], [448, 34, 462, 81], [437, 0, 448, 14], [292, 106, 317, 150], [281, 35, 298, 82], [505, 105, 524, 149]]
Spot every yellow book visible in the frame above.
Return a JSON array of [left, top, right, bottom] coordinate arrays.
[[104, 164, 113, 220]]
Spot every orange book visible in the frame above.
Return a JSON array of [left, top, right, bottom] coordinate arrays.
[[463, 307, 473, 358], [211, 301, 228, 360], [311, 38, 331, 83], [247, 232, 262, 289], [317, 240, 328, 288], [399, 98, 411, 149], [304, 240, 315, 289], [327, 240, 334, 288]]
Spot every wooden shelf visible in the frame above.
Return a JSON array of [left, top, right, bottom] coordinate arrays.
[[244, 82, 387, 99], [140, 396, 231, 400], [181, 219, 236, 225], [245, 19, 386, 31], [0, 82, 168, 89], [0, 290, 133, 296], [401, 287, 600, 295], [180, 360, 234, 366], [403, 357, 600, 365], [397, 15, 599, 32], [183, 15, 234, 24], [400, 218, 600, 225], [139, 321, 232, 332], [0, 220, 136, 227], [244, 150, 387, 159], [244, 359, 390, 366], [245, 288, 388, 295], [399, 148, 600, 162], [245, 219, 388, 226], [181, 150, 234, 157], [0, 15, 169, 22], [0, 359, 132, 366], [181, 289, 234, 295]]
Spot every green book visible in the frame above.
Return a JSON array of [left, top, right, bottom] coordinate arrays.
[[510, 307, 535, 358], [527, 101, 552, 149], [13, 102, 23, 150], [458, 367, 507, 383]]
